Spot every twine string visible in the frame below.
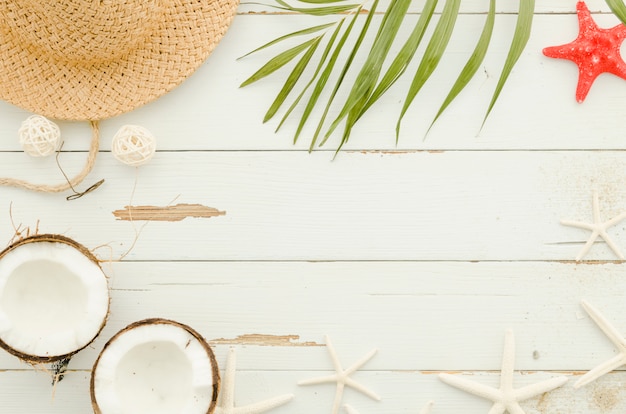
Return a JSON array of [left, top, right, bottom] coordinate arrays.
[[0, 120, 102, 196]]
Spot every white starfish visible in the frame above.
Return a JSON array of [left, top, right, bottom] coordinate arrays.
[[575, 300, 626, 389], [298, 335, 380, 414], [560, 191, 626, 261], [343, 404, 360, 414], [439, 330, 568, 414], [215, 347, 293, 414]]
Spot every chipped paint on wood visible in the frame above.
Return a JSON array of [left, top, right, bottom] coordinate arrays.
[[209, 334, 323, 347], [113, 204, 225, 222]]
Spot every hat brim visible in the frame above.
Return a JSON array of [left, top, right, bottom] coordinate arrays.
[[0, 0, 239, 121]]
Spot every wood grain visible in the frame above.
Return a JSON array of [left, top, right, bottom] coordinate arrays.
[[3, 370, 626, 414], [2, 3, 626, 414], [2, 151, 626, 261]]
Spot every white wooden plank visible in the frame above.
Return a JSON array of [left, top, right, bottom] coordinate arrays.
[[1, 4, 626, 414], [2, 369, 625, 414], [1, 261, 625, 371], [2, 150, 626, 261], [1, 13, 626, 151]]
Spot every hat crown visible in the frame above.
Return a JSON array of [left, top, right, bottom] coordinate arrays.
[[5, 0, 162, 63]]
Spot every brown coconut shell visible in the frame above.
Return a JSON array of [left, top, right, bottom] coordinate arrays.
[[0, 233, 109, 363], [90, 318, 220, 414]]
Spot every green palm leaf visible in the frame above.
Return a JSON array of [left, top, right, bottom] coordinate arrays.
[[297, 0, 351, 4], [238, 23, 336, 59], [482, 0, 534, 127], [264, 36, 322, 122], [275, 16, 348, 135], [240, 38, 320, 87], [326, 0, 412, 148], [606, 0, 626, 24], [315, 1, 378, 148], [428, 0, 495, 134], [360, 0, 439, 117], [396, 0, 461, 140], [240, 0, 536, 151], [273, 0, 360, 15]]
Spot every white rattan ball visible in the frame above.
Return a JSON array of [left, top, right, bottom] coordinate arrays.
[[111, 125, 156, 167], [18, 115, 61, 157]]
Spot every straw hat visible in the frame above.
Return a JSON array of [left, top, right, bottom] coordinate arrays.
[[0, 0, 239, 121]]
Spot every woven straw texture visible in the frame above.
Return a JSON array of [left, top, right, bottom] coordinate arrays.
[[0, 0, 239, 121]]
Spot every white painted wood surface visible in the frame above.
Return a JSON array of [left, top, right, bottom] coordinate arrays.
[[3, 2, 626, 413]]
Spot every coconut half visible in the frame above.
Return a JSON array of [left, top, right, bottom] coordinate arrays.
[[0, 234, 109, 362], [91, 318, 220, 414]]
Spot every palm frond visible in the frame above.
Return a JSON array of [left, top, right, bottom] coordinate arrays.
[[275, 15, 349, 140], [264, 36, 322, 122], [606, 0, 626, 24], [238, 23, 336, 59], [239, 0, 536, 151], [396, 0, 461, 140], [297, 0, 352, 4], [360, 0, 439, 117], [482, 0, 534, 127], [428, 0, 495, 135], [240, 37, 321, 87], [315, 2, 376, 148], [325, 0, 412, 148], [273, 0, 360, 15]]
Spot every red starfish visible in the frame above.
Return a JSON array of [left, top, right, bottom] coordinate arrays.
[[543, 1, 626, 102]]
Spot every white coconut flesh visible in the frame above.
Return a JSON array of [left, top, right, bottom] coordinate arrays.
[[92, 321, 218, 414], [0, 239, 109, 360]]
